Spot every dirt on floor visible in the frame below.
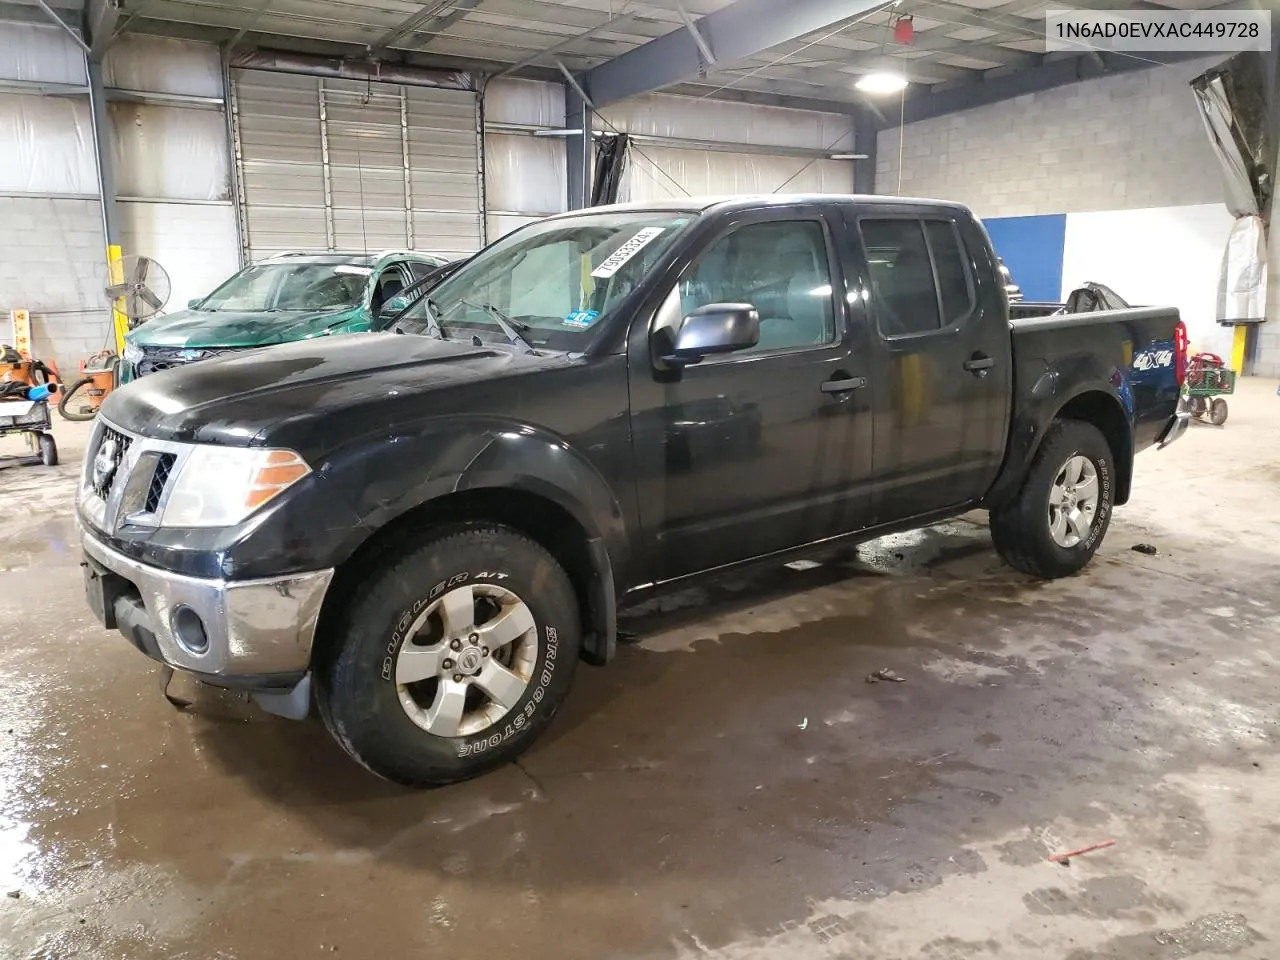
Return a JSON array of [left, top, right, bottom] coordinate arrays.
[[1, 380, 1279, 960]]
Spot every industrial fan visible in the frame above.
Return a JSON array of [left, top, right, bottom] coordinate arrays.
[[105, 254, 172, 328]]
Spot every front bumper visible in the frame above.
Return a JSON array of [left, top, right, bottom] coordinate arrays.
[[1157, 410, 1191, 449], [81, 530, 333, 690]]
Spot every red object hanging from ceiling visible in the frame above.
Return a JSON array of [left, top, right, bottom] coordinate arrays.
[[893, 15, 914, 44]]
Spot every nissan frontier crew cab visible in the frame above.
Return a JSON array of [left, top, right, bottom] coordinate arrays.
[[78, 195, 1190, 786]]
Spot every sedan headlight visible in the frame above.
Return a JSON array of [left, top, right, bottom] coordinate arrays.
[[122, 339, 144, 365], [161, 446, 311, 527]]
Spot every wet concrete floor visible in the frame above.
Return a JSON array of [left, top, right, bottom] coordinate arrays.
[[1, 379, 1280, 959]]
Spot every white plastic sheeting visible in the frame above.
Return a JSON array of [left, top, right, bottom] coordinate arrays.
[[0, 93, 97, 194], [0, 24, 86, 85], [485, 134, 564, 216], [486, 213, 541, 241], [104, 36, 223, 98], [1219, 215, 1268, 323], [110, 103, 230, 201], [598, 93, 853, 153], [622, 147, 851, 203], [484, 78, 564, 127]]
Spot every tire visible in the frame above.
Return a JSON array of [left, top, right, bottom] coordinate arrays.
[[1209, 398, 1228, 426], [58, 378, 99, 421], [315, 522, 581, 787], [990, 419, 1114, 579], [1188, 396, 1207, 419], [38, 433, 57, 467]]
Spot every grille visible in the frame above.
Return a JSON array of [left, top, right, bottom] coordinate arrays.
[[90, 426, 132, 501], [136, 346, 248, 377], [144, 453, 176, 514]]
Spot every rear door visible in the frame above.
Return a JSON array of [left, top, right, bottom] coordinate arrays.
[[628, 204, 875, 583], [845, 208, 1011, 521]]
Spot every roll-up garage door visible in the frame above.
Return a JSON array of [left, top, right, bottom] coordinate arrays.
[[230, 68, 482, 262]]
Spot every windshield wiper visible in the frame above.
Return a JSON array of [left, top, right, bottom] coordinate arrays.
[[455, 298, 536, 354]]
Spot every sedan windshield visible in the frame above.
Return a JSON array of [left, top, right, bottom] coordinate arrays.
[[197, 262, 373, 312], [397, 211, 695, 350]]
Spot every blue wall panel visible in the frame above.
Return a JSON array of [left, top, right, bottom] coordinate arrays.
[[982, 214, 1067, 303]]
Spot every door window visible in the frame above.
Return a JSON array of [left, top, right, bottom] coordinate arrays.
[[679, 220, 836, 354], [923, 220, 975, 325], [406, 259, 445, 281], [859, 219, 941, 336]]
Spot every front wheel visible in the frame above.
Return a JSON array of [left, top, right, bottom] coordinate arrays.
[[990, 419, 1114, 579], [316, 523, 581, 787], [1209, 397, 1228, 426]]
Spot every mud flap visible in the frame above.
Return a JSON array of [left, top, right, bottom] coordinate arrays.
[[250, 674, 312, 720]]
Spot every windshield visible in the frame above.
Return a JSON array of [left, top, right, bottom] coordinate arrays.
[[197, 262, 373, 312], [397, 210, 695, 350]]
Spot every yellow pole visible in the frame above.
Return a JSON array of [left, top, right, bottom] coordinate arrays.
[[1230, 324, 1248, 375], [107, 244, 128, 353]]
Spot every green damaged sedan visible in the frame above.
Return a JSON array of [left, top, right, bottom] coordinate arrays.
[[120, 250, 449, 380]]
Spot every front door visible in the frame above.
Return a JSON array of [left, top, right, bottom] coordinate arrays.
[[627, 207, 874, 584], [845, 211, 1011, 522]]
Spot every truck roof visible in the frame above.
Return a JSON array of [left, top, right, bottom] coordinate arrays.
[[546, 194, 972, 218]]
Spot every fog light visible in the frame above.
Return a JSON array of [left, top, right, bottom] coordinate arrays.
[[171, 605, 209, 654]]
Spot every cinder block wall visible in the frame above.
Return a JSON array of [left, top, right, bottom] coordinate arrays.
[[877, 56, 1280, 375], [877, 58, 1221, 217], [0, 196, 110, 371]]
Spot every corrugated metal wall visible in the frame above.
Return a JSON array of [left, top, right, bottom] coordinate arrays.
[[231, 69, 482, 261]]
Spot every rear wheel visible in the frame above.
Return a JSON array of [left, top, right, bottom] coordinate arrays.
[[316, 523, 581, 786], [990, 419, 1114, 579], [1209, 397, 1228, 426], [58, 378, 99, 421]]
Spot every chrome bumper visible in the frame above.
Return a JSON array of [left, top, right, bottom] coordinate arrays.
[[81, 531, 334, 681], [1157, 410, 1191, 450]]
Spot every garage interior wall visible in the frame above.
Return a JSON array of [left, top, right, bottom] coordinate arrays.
[[105, 36, 240, 318], [483, 78, 566, 240], [0, 23, 106, 368], [597, 94, 853, 202], [231, 69, 483, 261], [876, 57, 1257, 361]]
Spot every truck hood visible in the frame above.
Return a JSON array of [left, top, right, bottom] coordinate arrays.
[[100, 332, 568, 447], [129, 307, 357, 348]]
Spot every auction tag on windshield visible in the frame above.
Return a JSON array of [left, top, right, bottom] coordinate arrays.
[[591, 227, 665, 279], [563, 309, 600, 329]]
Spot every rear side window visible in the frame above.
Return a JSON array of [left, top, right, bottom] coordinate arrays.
[[860, 219, 940, 336], [923, 220, 974, 325]]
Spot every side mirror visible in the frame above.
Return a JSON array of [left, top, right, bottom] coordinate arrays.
[[187, 298, 203, 309], [662, 303, 759, 366]]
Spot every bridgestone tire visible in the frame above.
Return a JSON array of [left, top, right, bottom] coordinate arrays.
[[990, 419, 1114, 579], [315, 523, 581, 787]]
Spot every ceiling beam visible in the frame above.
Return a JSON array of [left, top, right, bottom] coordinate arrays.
[[582, 0, 896, 108], [372, 0, 484, 55], [894, 49, 1204, 127], [85, 0, 122, 59]]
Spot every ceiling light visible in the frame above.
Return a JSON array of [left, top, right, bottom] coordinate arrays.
[[855, 71, 908, 95], [830, 153, 870, 160]]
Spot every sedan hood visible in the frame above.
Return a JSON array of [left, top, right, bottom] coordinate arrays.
[[100, 333, 568, 450], [129, 307, 356, 348]]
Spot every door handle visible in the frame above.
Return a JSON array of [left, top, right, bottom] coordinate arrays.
[[963, 356, 995, 375], [821, 376, 867, 394]]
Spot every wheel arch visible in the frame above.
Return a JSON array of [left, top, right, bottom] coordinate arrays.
[[985, 384, 1134, 509], [1053, 390, 1134, 505]]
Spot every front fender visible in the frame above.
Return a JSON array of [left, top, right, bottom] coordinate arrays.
[[312, 416, 630, 577]]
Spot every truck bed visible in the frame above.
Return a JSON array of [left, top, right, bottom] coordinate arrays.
[[1011, 305, 1183, 455]]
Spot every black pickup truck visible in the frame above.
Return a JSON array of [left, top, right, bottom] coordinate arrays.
[[78, 195, 1189, 786]]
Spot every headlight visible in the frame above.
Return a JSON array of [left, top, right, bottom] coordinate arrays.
[[160, 446, 311, 527], [122, 340, 144, 365]]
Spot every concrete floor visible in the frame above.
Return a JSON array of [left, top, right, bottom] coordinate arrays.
[[2, 380, 1279, 960]]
